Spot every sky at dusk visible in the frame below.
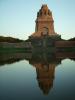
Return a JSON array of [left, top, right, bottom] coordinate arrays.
[[0, 0, 75, 40]]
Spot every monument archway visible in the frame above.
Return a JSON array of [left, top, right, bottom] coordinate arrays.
[[41, 27, 49, 36]]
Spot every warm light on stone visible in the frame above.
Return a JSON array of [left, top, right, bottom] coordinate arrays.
[[31, 4, 57, 37]]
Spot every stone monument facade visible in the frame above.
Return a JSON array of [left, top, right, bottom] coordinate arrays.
[[28, 4, 61, 49], [31, 4, 57, 37]]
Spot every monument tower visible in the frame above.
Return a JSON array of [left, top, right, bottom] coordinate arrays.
[[31, 4, 57, 37], [28, 4, 61, 48]]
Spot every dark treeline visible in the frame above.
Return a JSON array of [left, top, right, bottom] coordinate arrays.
[[69, 37, 75, 41], [0, 36, 75, 43], [0, 36, 24, 43]]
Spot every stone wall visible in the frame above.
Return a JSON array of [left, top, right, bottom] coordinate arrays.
[[55, 41, 75, 47], [0, 42, 32, 48], [0, 40, 75, 49], [56, 52, 75, 58]]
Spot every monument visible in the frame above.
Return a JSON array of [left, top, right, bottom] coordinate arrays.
[[28, 5, 61, 48], [0, 5, 75, 52], [32, 4, 56, 37]]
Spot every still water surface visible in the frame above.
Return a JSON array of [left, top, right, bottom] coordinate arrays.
[[0, 53, 75, 100]]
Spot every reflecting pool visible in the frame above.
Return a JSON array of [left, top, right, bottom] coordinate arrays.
[[0, 52, 75, 100]]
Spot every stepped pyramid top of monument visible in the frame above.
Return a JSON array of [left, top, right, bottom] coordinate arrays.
[[31, 4, 58, 37]]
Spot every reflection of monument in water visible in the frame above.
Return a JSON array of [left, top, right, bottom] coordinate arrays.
[[29, 52, 61, 95], [36, 63, 55, 95], [0, 52, 75, 94], [28, 52, 75, 95]]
